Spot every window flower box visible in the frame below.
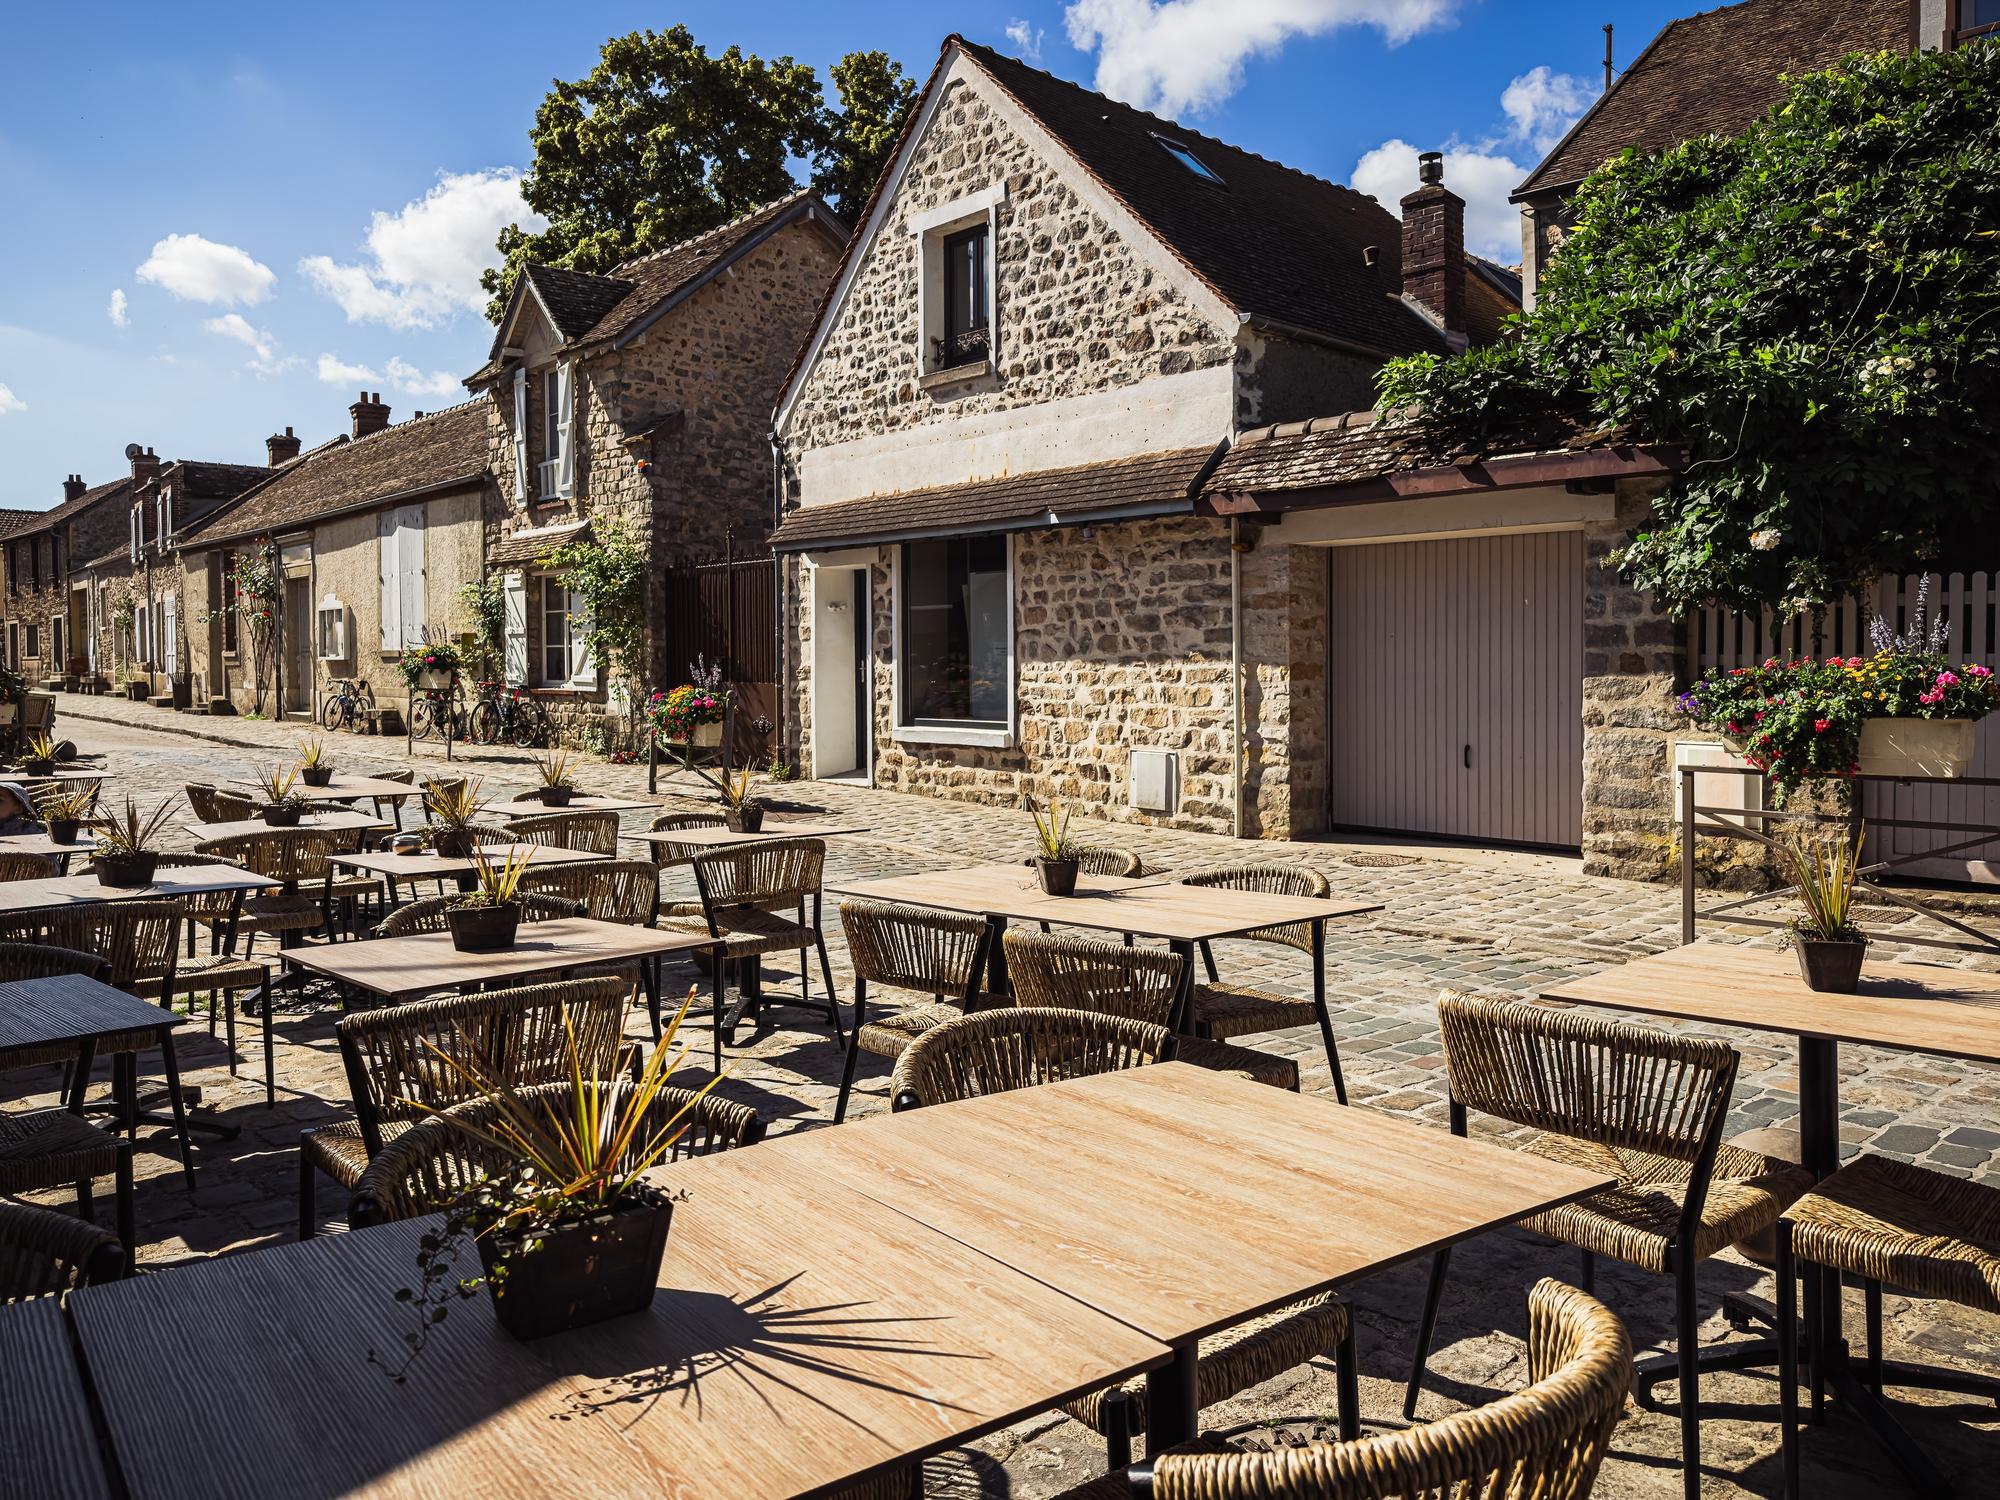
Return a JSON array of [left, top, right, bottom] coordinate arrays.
[[1856, 717, 1977, 780]]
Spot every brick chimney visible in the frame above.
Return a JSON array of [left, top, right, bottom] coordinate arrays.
[[267, 426, 301, 467], [129, 445, 161, 485], [349, 391, 390, 439], [1400, 151, 1467, 348], [61, 474, 87, 503]]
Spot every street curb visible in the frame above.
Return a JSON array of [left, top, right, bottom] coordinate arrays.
[[56, 700, 278, 754]]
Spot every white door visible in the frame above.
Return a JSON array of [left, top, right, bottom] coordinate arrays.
[[1327, 531, 1584, 848], [810, 564, 868, 779]]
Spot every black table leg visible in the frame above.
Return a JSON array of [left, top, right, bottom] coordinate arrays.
[[985, 916, 1011, 995], [1167, 939, 1195, 1036], [1145, 1339, 1200, 1452]]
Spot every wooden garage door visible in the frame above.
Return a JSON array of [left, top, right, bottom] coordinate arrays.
[[1327, 531, 1583, 848]]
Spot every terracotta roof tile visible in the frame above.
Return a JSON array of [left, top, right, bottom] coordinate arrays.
[[522, 263, 634, 342]]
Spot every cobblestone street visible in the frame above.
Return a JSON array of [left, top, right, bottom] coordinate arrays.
[[13, 694, 1999, 1499]]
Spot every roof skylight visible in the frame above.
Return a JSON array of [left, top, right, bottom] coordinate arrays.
[[1151, 134, 1225, 186]]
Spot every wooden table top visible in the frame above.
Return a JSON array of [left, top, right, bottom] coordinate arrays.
[[231, 773, 416, 801], [67, 1150, 1167, 1500], [0, 1296, 114, 1500], [279, 915, 714, 1001], [831, 863, 1380, 942], [0, 830, 97, 858], [332, 846, 609, 882], [642, 819, 872, 853], [784, 1062, 1612, 1342], [0, 864, 280, 915], [1542, 942, 2000, 1066], [184, 810, 389, 841], [0, 973, 181, 1054], [17, 769, 111, 783], [486, 793, 660, 817]]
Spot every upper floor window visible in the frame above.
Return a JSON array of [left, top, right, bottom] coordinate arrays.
[[913, 184, 1005, 382], [937, 225, 990, 369], [1959, 0, 2000, 42], [1151, 134, 1226, 187], [538, 363, 575, 501]]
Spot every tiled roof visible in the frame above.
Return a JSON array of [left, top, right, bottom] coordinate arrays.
[[955, 40, 1442, 357], [0, 507, 53, 539], [771, 445, 1221, 552], [182, 401, 490, 547], [488, 518, 590, 566], [1515, 0, 1909, 198], [172, 461, 269, 499], [5, 477, 134, 538], [1202, 408, 1642, 498], [522, 263, 634, 342]]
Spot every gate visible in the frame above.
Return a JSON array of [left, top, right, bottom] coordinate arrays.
[[660, 551, 779, 764]]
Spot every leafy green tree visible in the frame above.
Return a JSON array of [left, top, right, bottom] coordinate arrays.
[[484, 28, 914, 320], [1376, 44, 2000, 616]]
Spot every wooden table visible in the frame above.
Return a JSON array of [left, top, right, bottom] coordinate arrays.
[[642, 819, 872, 857], [1543, 941, 2000, 1486], [0, 1296, 115, 1499], [785, 1061, 1612, 1448], [0, 864, 279, 916], [65, 1145, 1168, 1499], [184, 810, 389, 843], [0, 829, 97, 871], [0, 972, 184, 1112], [331, 845, 609, 906], [18, 769, 111, 784], [231, 773, 417, 804], [485, 792, 660, 818]]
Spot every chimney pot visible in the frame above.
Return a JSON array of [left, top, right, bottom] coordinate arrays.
[[129, 445, 161, 485], [349, 391, 391, 439], [1418, 150, 1444, 186], [62, 474, 88, 503]]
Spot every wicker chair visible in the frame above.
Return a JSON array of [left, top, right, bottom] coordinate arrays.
[[504, 810, 621, 855], [0, 1114, 135, 1279], [1407, 991, 1811, 1500], [1005, 930, 1301, 1092], [349, 1080, 764, 1228], [195, 828, 340, 954], [0, 850, 52, 881], [1054, 1279, 1632, 1500], [516, 860, 661, 925], [669, 838, 842, 1053], [137, 852, 279, 1103], [648, 811, 729, 924], [297, 975, 629, 1238], [0, 942, 108, 987], [0, 1200, 128, 1299], [835, 900, 997, 1123], [369, 891, 583, 939], [371, 768, 415, 828], [1180, 864, 1348, 1103], [184, 782, 225, 822], [1774, 1154, 2000, 1498]]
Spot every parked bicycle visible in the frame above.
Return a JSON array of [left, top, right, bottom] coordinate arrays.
[[409, 680, 472, 743], [319, 675, 375, 732], [467, 680, 550, 748]]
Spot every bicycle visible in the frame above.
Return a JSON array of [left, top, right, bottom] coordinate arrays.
[[319, 675, 375, 732], [409, 680, 472, 743], [467, 680, 550, 749]]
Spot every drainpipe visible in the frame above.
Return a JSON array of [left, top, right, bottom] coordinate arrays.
[[1230, 515, 1244, 839]]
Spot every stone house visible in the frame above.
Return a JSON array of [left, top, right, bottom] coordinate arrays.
[[1511, 0, 1953, 308], [463, 192, 846, 703], [1, 472, 132, 689], [771, 37, 1520, 844], [172, 398, 491, 720]]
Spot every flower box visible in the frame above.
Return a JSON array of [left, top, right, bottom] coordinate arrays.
[[415, 669, 453, 691], [1856, 717, 1976, 780], [684, 721, 723, 748]]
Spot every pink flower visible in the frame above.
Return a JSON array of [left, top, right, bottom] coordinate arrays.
[[1968, 664, 1992, 679], [1936, 670, 1959, 687], [1814, 718, 1830, 732]]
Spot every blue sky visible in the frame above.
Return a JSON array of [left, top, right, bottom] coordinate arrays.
[[0, 0, 1691, 500]]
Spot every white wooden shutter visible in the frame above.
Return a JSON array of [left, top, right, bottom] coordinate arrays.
[[555, 361, 575, 496], [502, 571, 528, 686], [512, 369, 530, 502], [398, 505, 427, 645], [162, 593, 178, 673], [377, 511, 401, 649]]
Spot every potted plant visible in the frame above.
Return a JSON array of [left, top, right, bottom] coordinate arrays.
[[20, 734, 57, 779], [1028, 798, 1079, 896], [249, 763, 308, 826], [1780, 828, 1867, 993], [533, 749, 578, 807], [646, 681, 726, 750], [372, 996, 723, 1365], [0, 661, 23, 726], [398, 640, 462, 693], [90, 796, 178, 887], [296, 735, 335, 788], [719, 766, 764, 833], [125, 676, 150, 702], [422, 776, 485, 859], [445, 843, 536, 953], [38, 785, 96, 845]]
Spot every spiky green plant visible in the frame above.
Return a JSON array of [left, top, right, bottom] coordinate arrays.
[[1028, 797, 1074, 861], [92, 795, 180, 858], [455, 842, 536, 910], [248, 762, 300, 803], [534, 749, 577, 791], [1779, 828, 1866, 942], [296, 735, 330, 770], [421, 776, 483, 831]]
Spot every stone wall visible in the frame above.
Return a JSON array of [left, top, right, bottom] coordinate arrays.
[[1235, 332, 1383, 430]]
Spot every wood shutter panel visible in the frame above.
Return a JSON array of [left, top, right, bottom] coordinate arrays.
[[512, 369, 530, 503], [502, 571, 528, 686], [398, 506, 427, 646], [377, 511, 401, 650], [555, 361, 575, 497]]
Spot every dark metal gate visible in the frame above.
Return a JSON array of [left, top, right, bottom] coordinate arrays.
[[660, 548, 778, 763]]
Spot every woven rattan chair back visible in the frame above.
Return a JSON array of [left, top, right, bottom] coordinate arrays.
[[5, 901, 182, 991], [891, 1007, 1175, 1110], [150, 852, 247, 927], [1181, 863, 1330, 953], [1073, 845, 1143, 877], [690, 837, 824, 911], [0, 850, 52, 882], [184, 783, 224, 822], [349, 1080, 764, 1228], [0, 942, 109, 984], [196, 828, 338, 886], [504, 811, 620, 855], [334, 975, 629, 1152], [516, 860, 661, 925], [840, 900, 989, 998], [370, 891, 583, 938], [1142, 1278, 1631, 1500], [1004, 929, 1182, 1026], [0, 1201, 127, 1299], [646, 811, 727, 866], [1438, 990, 1738, 1166]]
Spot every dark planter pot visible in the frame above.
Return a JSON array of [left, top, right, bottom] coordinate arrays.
[[95, 852, 159, 888], [260, 804, 302, 827], [538, 786, 575, 807], [125, 682, 150, 701], [299, 766, 334, 788], [47, 819, 81, 845], [723, 804, 765, 834], [22, 759, 53, 778], [476, 1187, 673, 1341], [1796, 938, 1867, 994], [447, 901, 520, 953], [433, 830, 474, 860], [1036, 857, 1080, 897]]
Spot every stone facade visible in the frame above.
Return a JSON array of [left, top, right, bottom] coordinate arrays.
[[1, 478, 132, 688]]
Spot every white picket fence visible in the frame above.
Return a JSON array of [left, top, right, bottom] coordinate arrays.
[[1695, 572, 2000, 884]]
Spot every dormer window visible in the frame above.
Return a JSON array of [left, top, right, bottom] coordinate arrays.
[[912, 183, 1005, 384], [935, 225, 990, 369], [1152, 134, 1225, 187]]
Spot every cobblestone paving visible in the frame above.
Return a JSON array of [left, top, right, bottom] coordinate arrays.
[[12, 694, 1999, 1499]]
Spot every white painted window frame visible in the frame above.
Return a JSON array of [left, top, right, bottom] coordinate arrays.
[[889, 532, 1016, 750], [909, 183, 1004, 380], [535, 573, 597, 689]]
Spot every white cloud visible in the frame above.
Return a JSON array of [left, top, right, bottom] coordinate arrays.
[[107, 289, 129, 327], [0, 382, 23, 416], [1500, 66, 1597, 153], [315, 353, 379, 386], [134, 232, 276, 306], [384, 357, 463, 398], [1351, 138, 1528, 261], [204, 312, 297, 375], [1064, 0, 1457, 116], [1005, 18, 1045, 63], [300, 168, 543, 331]]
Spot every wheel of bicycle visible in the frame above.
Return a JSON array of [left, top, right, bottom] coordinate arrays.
[[510, 696, 550, 749], [467, 700, 502, 746], [410, 693, 439, 741], [319, 694, 349, 732]]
